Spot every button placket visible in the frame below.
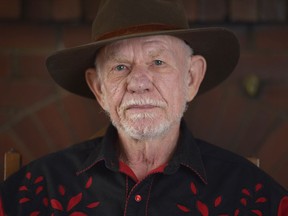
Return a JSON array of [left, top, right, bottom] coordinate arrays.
[[135, 194, 142, 202], [124, 176, 155, 216]]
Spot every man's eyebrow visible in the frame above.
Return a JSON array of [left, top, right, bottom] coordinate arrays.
[[103, 50, 128, 63], [145, 46, 168, 58], [146, 50, 165, 60], [143, 41, 170, 56]]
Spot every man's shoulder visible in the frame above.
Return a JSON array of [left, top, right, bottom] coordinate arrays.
[[195, 138, 251, 165], [0, 137, 104, 213], [32, 137, 102, 167], [2, 137, 103, 187], [195, 138, 287, 193]]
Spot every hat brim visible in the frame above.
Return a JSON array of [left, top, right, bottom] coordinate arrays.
[[46, 27, 240, 98]]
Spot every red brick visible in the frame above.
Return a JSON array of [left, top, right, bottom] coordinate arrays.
[[259, 0, 286, 22], [198, 0, 227, 22], [0, 130, 33, 166], [62, 26, 91, 48], [236, 105, 278, 156], [0, 79, 55, 108], [261, 83, 288, 110], [35, 102, 74, 148], [209, 84, 257, 152], [182, 0, 199, 22], [13, 115, 52, 161], [0, 24, 57, 49], [269, 155, 288, 189], [0, 52, 13, 77], [258, 121, 288, 171], [0, 133, 17, 159], [51, 0, 81, 21], [61, 94, 108, 142], [83, 0, 100, 22], [25, 0, 52, 21], [228, 26, 249, 50], [0, 110, 10, 127], [185, 83, 227, 145], [232, 52, 288, 80], [18, 53, 51, 79], [254, 26, 288, 50], [230, 0, 258, 22], [0, 0, 21, 19]]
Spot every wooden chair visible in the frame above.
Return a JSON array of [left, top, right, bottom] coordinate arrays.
[[4, 149, 21, 180]]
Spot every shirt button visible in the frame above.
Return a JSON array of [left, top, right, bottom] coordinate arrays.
[[135, 194, 142, 202]]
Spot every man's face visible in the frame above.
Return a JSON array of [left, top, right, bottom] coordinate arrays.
[[87, 35, 206, 140]]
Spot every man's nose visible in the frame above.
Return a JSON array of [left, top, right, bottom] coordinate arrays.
[[126, 65, 153, 93]]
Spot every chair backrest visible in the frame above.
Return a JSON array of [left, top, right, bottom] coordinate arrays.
[[4, 149, 21, 180], [247, 157, 260, 167]]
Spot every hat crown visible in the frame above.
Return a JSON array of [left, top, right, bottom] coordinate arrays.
[[92, 0, 189, 41]]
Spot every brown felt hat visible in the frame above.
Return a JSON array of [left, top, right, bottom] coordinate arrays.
[[46, 0, 240, 98]]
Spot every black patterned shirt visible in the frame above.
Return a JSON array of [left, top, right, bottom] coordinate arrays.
[[1, 121, 288, 215]]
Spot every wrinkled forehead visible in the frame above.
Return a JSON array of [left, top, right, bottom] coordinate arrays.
[[96, 35, 190, 62]]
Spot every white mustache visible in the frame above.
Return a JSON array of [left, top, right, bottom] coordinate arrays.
[[120, 98, 166, 110]]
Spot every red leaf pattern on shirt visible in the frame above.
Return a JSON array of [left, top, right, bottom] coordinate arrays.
[[30, 211, 40, 216], [190, 182, 197, 195], [19, 186, 28, 191], [58, 185, 66, 196], [87, 202, 100, 208], [34, 176, 44, 184], [67, 193, 83, 211], [251, 209, 263, 216], [234, 209, 240, 216], [238, 183, 267, 215], [256, 197, 267, 203], [35, 186, 43, 195], [19, 197, 30, 204], [51, 199, 63, 211], [177, 204, 190, 212], [196, 200, 209, 216], [69, 212, 87, 216], [43, 197, 49, 207], [240, 198, 247, 206], [176, 182, 270, 215], [255, 183, 263, 192], [15, 170, 272, 214], [85, 177, 92, 189], [214, 196, 222, 207], [25, 172, 32, 180], [241, 188, 251, 196]]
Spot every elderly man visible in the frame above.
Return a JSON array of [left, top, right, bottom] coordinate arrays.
[[1, 0, 288, 215]]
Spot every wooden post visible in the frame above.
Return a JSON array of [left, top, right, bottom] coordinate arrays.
[[247, 157, 260, 167], [4, 149, 21, 180]]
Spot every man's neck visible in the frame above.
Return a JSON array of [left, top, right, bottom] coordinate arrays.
[[118, 124, 180, 181]]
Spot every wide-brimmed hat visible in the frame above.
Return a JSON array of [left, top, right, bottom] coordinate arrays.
[[46, 0, 240, 98]]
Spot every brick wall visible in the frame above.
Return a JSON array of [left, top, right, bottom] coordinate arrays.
[[0, 0, 288, 189]]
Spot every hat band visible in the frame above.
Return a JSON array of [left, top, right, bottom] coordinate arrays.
[[94, 24, 181, 41]]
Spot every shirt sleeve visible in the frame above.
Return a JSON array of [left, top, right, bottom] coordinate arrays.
[[278, 196, 288, 216]]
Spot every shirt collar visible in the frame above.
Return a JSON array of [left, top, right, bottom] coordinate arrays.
[[76, 120, 207, 184], [164, 121, 207, 184], [76, 125, 120, 175]]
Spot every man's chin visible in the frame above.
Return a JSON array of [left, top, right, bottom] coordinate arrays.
[[120, 121, 171, 141]]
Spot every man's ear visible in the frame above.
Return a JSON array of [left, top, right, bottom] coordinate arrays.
[[186, 55, 207, 102], [85, 68, 106, 110]]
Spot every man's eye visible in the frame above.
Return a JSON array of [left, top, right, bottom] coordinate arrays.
[[154, 60, 164, 66], [115, 65, 126, 71]]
